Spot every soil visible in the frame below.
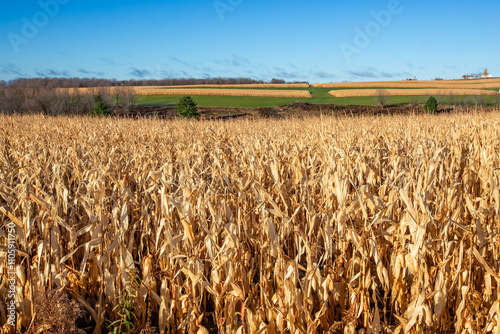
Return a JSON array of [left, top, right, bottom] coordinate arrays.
[[115, 102, 486, 120]]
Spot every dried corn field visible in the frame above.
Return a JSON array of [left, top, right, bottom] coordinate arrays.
[[133, 88, 312, 98], [1, 110, 500, 333], [329, 88, 499, 98], [313, 78, 500, 89], [164, 84, 310, 88], [60, 86, 312, 98]]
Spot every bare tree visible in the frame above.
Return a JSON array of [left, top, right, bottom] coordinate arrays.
[[5, 87, 25, 112], [375, 89, 389, 107], [115, 87, 138, 115]]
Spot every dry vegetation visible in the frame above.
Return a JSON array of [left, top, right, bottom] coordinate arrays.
[[59, 87, 312, 98], [1, 110, 500, 333], [163, 84, 310, 88], [313, 78, 500, 89], [0, 87, 138, 116], [329, 88, 499, 98], [133, 88, 312, 98]]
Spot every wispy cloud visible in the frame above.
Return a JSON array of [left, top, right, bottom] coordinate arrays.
[[272, 67, 299, 79], [345, 67, 410, 79], [0, 63, 27, 77], [100, 57, 116, 65], [79, 69, 105, 76], [215, 55, 252, 68], [346, 69, 378, 78], [157, 68, 189, 79], [169, 57, 214, 76], [128, 65, 195, 79], [379, 71, 398, 78], [129, 67, 152, 78], [34, 69, 71, 77], [311, 71, 336, 79], [170, 57, 190, 67], [384, 71, 412, 78]]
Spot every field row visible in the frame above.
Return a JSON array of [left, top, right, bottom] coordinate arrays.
[[61, 87, 313, 98], [314, 78, 500, 89], [329, 88, 500, 98], [133, 87, 312, 98], [162, 83, 310, 88]]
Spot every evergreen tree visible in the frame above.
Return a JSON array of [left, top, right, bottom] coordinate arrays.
[[176, 96, 199, 119], [424, 96, 438, 113], [91, 94, 111, 117]]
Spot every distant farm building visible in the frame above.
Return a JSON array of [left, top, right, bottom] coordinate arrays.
[[482, 68, 492, 79]]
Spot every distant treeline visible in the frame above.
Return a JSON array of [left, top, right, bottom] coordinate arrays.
[[0, 85, 137, 115], [0, 77, 307, 89], [0, 77, 311, 115]]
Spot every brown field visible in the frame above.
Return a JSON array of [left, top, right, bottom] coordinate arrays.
[[163, 83, 310, 88], [329, 88, 500, 98], [1, 110, 500, 333], [133, 87, 313, 98], [60, 86, 312, 98], [314, 78, 500, 89]]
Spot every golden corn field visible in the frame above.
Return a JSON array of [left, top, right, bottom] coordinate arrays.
[[131, 88, 312, 98], [1, 110, 500, 333], [313, 78, 500, 90], [329, 88, 499, 98], [60, 86, 312, 98], [165, 84, 310, 88]]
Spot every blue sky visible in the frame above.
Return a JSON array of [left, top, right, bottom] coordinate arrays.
[[0, 0, 498, 83]]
